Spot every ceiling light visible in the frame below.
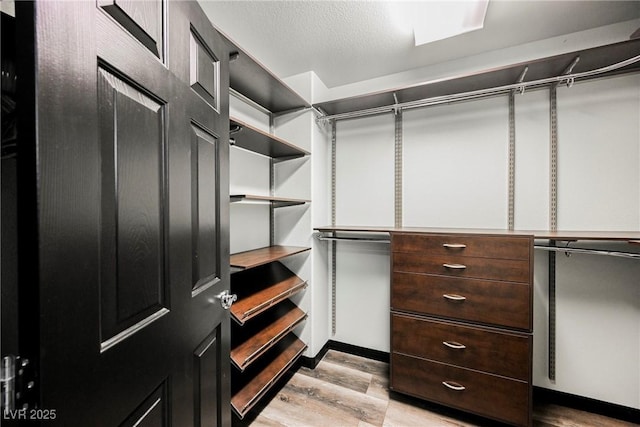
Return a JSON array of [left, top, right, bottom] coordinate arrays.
[[389, 1, 490, 46]]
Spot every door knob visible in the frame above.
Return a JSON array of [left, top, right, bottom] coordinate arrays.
[[215, 290, 237, 310]]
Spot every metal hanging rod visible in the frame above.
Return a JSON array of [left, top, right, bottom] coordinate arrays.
[[535, 245, 640, 260], [318, 54, 640, 122], [314, 233, 390, 244]]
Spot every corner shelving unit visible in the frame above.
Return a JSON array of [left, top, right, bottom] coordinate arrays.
[[220, 32, 312, 420]]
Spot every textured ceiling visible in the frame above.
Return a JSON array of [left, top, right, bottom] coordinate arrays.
[[199, 1, 640, 88]]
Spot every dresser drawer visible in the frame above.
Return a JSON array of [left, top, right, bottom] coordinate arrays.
[[391, 272, 531, 330], [392, 314, 531, 381], [393, 253, 530, 283], [392, 233, 531, 260], [391, 353, 530, 427]]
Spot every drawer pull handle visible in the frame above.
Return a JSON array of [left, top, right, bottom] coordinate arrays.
[[443, 263, 466, 269], [443, 294, 466, 301], [443, 243, 466, 249], [442, 381, 466, 391], [443, 341, 466, 350]]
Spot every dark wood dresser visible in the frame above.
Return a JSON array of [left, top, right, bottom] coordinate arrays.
[[390, 232, 534, 426]]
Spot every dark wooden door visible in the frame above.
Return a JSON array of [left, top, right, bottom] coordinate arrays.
[[15, 1, 230, 425]]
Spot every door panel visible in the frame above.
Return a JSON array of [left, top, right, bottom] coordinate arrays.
[[121, 381, 169, 427], [192, 124, 220, 292], [99, 0, 165, 59], [194, 328, 221, 426], [190, 28, 220, 109], [16, 1, 230, 425], [98, 65, 169, 342]]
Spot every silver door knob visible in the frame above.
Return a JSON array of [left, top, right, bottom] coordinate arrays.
[[215, 290, 237, 310]]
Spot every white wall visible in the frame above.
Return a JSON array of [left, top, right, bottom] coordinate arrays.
[[514, 88, 550, 230], [330, 74, 640, 408], [332, 241, 390, 351], [335, 115, 395, 226], [403, 97, 509, 228], [556, 75, 640, 230], [533, 246, 640, 409]]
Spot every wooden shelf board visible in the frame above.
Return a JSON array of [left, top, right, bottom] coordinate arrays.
[[314, 226, 640, 242], [231, 300, 307, 372], [230, 194, 310, 208], [230, 117, 309, 159], [231, 334, 307, 419], [216, 34, 309, 113], [314, 39, 640, 117], [231, 262, 308, 325], [230, 245, 311, 270]]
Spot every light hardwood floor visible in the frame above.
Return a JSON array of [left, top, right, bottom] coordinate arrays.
[[237, 350, 637, 427]]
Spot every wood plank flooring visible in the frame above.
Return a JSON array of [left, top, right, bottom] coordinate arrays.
[[235, 350, 637, 427]]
